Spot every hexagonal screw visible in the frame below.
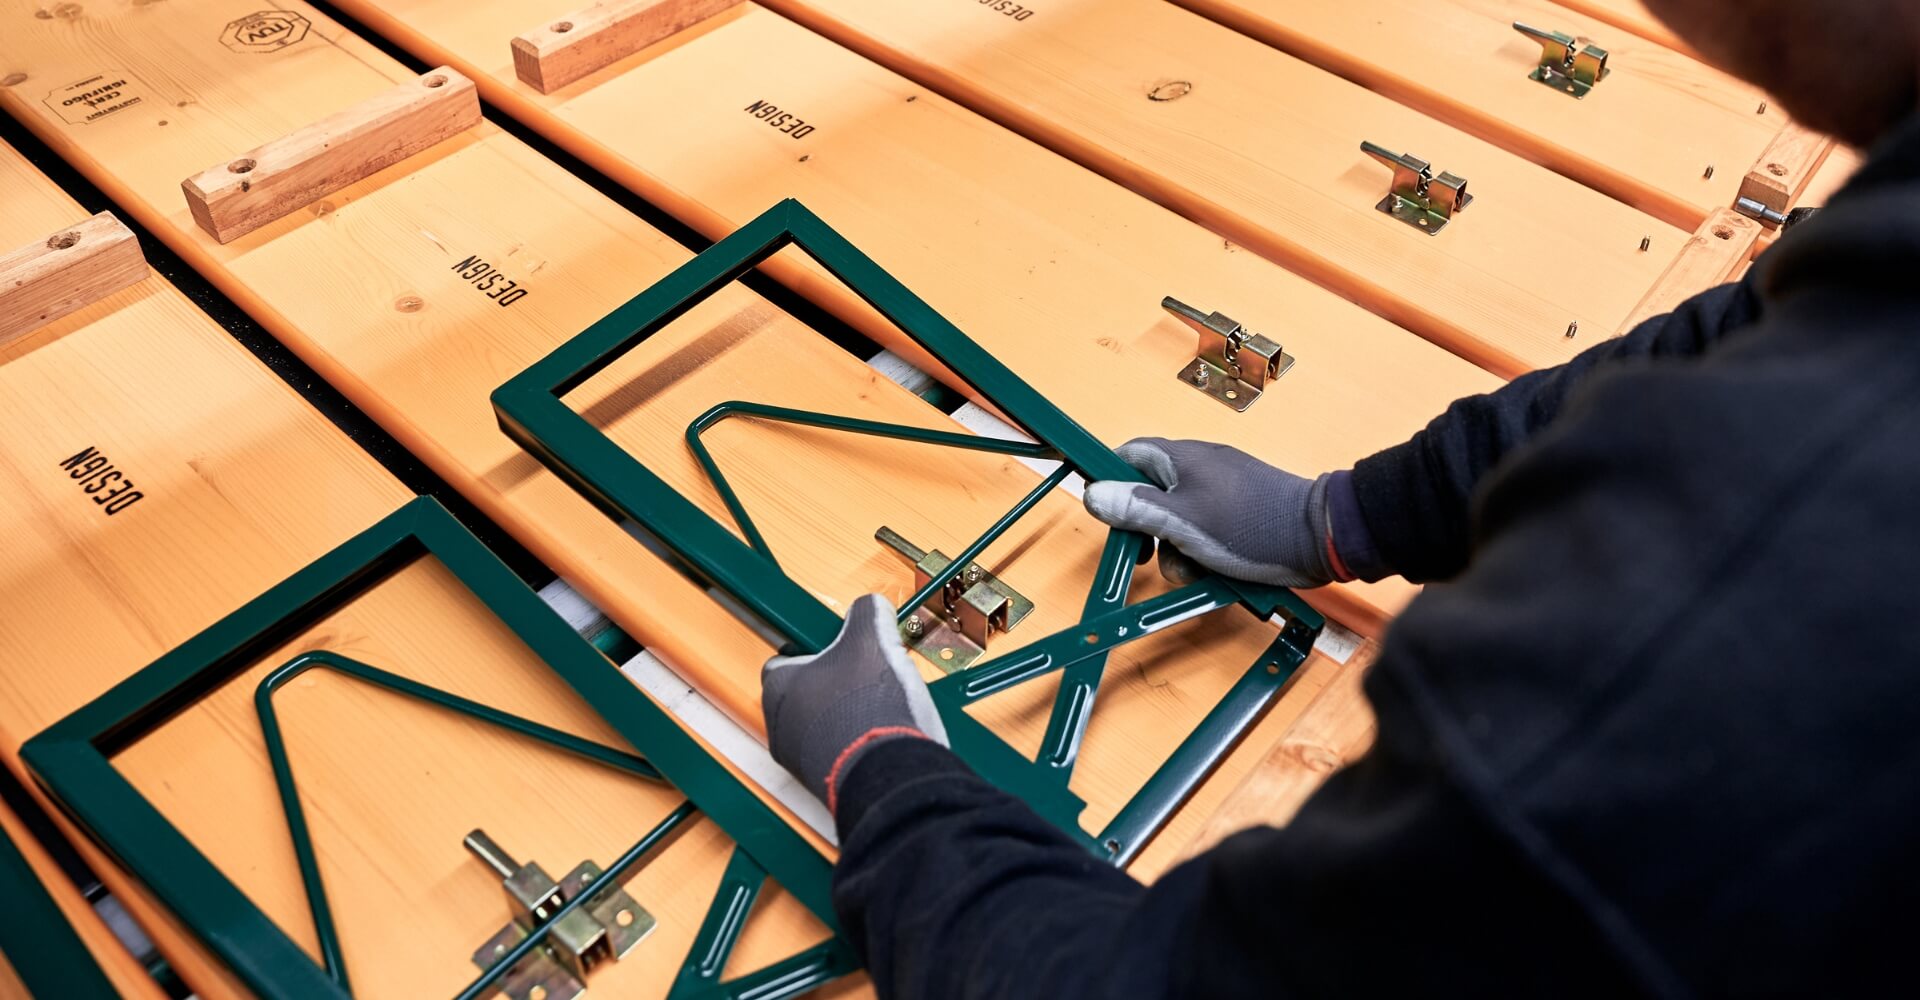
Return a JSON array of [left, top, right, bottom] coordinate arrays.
[[902, 616, 925, 639]]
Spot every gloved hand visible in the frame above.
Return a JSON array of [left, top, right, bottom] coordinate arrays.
[[1083, 437, 1337, 588], [762, 593, 950, 814]]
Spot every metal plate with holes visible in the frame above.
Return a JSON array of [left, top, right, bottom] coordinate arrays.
[[565, 861, 656, 957], [1375, 191, 1473, 236], [1176, 354, 1295, 413], [472, 923, 584, 1000]]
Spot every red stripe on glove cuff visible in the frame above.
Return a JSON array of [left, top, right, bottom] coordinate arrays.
[[826, 726, 929, 815]]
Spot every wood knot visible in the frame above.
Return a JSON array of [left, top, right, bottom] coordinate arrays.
[[394, 294, 425, 313], [1286, 741, 1343, 774], [1147, 80, 1192, 102], [0, 73, 26, 88]]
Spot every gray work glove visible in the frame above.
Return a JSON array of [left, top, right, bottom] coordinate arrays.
[[761, 594, 950, 813], [1083, 437, 1335, 588]]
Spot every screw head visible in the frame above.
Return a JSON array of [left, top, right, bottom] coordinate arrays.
[[963, 565, 985, 586], [1190, 366, 1209, 386], [903, 616, 925, 638]]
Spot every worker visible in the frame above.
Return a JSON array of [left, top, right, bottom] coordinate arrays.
[[758, 0, 1916, 994]]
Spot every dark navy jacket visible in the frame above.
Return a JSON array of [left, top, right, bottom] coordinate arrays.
[[828, 116, 1920, 998]]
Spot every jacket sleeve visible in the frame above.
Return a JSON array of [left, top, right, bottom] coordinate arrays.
[[1347, 277, 1761, 583], [828, 681, 1636, 1000]]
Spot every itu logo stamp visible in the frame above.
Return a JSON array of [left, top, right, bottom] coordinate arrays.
[[220, 10, 311, 53]]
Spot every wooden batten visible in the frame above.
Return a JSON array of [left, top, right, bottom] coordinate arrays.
[[1619, 208, 1759, 332], [180, 67, 481, 243], [511, 0, 742, 93], [1551, 0, 1691, 53], [0, 212, 147, 346], [1740, 121, 1838, 218]]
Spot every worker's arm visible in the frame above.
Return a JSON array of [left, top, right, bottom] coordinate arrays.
[[1087, 278, 1762, 586], [763, 594, 1637, 998]]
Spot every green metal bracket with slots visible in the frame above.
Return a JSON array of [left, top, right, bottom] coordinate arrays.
[[492, 199, 1324, 864], [22, 497, 855, 1000]]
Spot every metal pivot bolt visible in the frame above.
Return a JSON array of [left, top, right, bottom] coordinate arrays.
[[877, 526, 1032, 673], [1164, 296, 1292, 411], [464, 829, 656, 1000], [1514, 22, 1610, 97], [1361, 142, 1472, 234]]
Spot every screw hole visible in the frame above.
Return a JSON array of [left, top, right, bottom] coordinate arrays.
[[1711, 225, 1735, 240], [616, 909, 635, 927], [45, 231, 80, 251], [228, 158, 256, 174], [939, 647, 954, 661], [531, 987, 548, 1000], [1766, 162, 1788, 177], [1417, 217, 1429, 227], [1084, 632, 1099, 644], [1104, 838, 1121, 854], [1224, 389, 1238, 400], [423, 74, 447, 88], [551, 20, 573, 32], [1266, 663, 1280, 675]]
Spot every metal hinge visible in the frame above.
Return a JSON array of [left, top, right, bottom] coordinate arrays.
[[1514, 22, 1610, 98], [1361, 142, 1473, 234], [464, 829, 655, 1000], [878, 526, 1032, 672], [1164, 297, 1292, 411]]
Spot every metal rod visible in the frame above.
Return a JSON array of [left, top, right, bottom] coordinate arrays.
[[457, 801, 698, 1000], [895, 463, 1074, 626], [462, 829, 518, 880]]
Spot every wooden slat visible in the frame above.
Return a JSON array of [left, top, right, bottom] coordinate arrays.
[[1166, 0, 1776, 229], [747, 0, 1687, 378], [512, 0, 742, 92], [1551, 0, 1689, 52], [181, 66, 481, 242], [0, 211, 147, 346], [1795, 145, 1862, 210], [0, 2, 1333, 965], [1619, 208, 1759, 332], [333, 0, 1507, 634], [1739, 122, 1836, 217]]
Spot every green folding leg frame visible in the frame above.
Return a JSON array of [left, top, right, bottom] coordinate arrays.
[[22, 497, 856, 999], [0, 815, 118, 999], [492, 199, 1325, 862]]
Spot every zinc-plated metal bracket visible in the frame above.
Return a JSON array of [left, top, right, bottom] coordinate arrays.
[[1361, 142, 1473, 234], [878, 525, 1033, 672], [465, 829, 656, 1000], [1514, 22, 1610, 98], [1164, 297, 1292, 412]]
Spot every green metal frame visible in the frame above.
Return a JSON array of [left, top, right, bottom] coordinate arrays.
[[492, 199, 1323, 860], [0, 811, 119, 999], [22, 498, 854, 999]]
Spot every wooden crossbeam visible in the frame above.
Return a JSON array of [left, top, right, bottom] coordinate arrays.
[[0, 212, 146, 347], [511, 0, 742, 93]]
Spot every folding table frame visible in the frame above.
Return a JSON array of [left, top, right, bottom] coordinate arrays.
[[23, 497, 855, 999], [493, 199, 1325, 858]]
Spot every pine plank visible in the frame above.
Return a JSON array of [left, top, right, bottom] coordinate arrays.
[[333, 0, 1509, 634], [512, 0, 742, 92], [1165, 0, 1777, 231], [0, 211, 147, 345], [741, 0, 1688, 377], [1619, 208, 1757, 332]]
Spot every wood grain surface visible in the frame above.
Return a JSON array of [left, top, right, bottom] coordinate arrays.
[[333, 0, 1506, 634], [0, 210, 147, 345], [0, 9, 1335, 988], [1165, 0, 1776, 230], [746, 0, 1689, 377]]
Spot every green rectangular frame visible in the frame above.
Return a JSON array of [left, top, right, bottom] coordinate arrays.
[[22, 497, 848, 999], [492, 199, 1324, 856]]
